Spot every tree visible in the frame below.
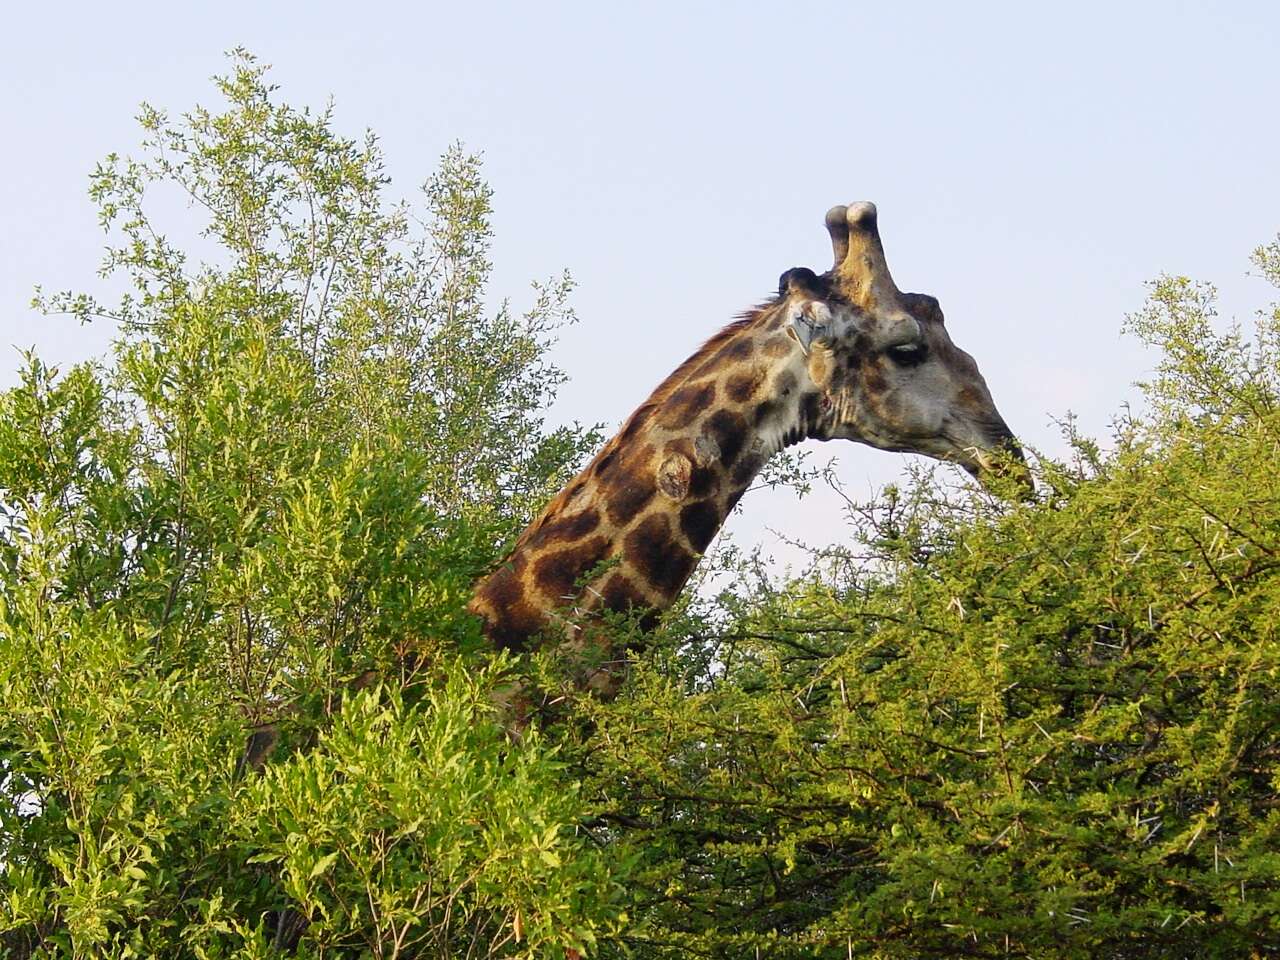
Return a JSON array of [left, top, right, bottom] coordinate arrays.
[[0, 50, 616, 958]]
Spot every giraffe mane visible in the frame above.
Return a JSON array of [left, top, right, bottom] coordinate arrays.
[[637, 291, 799, 409]]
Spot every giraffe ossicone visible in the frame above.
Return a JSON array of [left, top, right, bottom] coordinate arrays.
[[470, 202, 1028, 698]]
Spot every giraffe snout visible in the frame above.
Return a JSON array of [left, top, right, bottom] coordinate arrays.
[[970, 423, 1034, 500]]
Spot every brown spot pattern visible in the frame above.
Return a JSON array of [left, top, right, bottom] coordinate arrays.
[[592, 448, 617, 478], [475, 564, 544, 651], [731, 453, 763, 487], [753, 398, 778, 427], [666, 438, 720, 499], [680, 500, 721, 553], [526, 507, 602, 550], [605, 480, 655, 527], [706, 409, 747, 467], [862, 357, 887, 396], [659, 381, 716, 430], [533, 536, 610, 599], [601, 572, 647, 614], [625, 513, 696, 596], [726, 367, 764, 403], [602, 445, 657, 526], [688, 461, 718, 499], [470, 306, 807, 655], [761, 334, 795, 358], [692, 336, 756, 378]]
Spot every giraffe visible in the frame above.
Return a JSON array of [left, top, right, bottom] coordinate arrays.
[[470, 202, 1027, 701]]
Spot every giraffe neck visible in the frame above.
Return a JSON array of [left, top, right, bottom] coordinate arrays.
[[650, 320, 826, 525], [469, 303, 826, 654]]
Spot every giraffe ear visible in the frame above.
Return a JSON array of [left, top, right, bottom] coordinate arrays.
[[778, 266, 823, 299], [786, 301, 834, 356]]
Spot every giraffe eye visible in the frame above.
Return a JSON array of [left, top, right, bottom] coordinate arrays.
[[887, 343, 927, 367]]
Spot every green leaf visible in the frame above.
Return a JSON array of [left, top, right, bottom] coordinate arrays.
[[308, 851, 339, 879]]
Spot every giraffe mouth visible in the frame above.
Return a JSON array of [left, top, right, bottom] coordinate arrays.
[[957, 437, 1034, 498]]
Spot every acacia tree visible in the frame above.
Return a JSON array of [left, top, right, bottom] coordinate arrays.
[[0, 51, 616, 958]]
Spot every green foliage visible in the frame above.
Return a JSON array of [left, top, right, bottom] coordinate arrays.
[[234, 668, 620, 959], [568, 247, 1280, 957], [1, 51, 609, 958]]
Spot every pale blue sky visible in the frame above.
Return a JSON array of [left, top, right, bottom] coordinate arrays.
[[3, 1, 1278, 560]]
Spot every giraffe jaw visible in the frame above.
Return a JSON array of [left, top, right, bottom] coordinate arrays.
[[822, 418, 1033, 498]]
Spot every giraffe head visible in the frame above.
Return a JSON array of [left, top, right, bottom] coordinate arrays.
[[781, 202, 1029, 490]]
